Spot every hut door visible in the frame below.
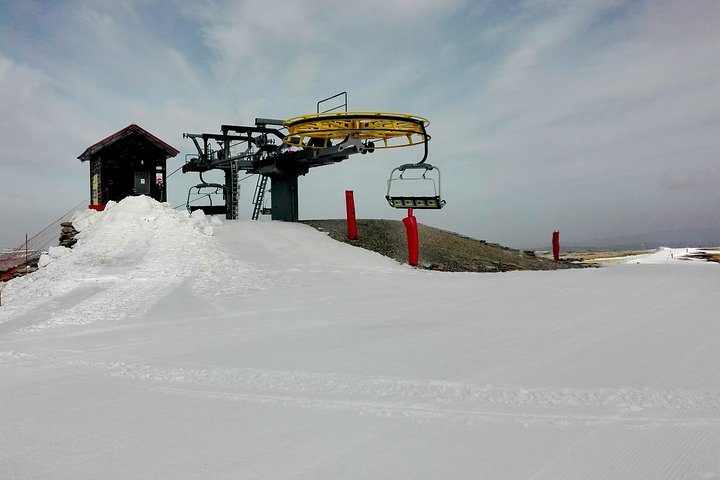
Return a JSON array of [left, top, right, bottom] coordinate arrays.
[[134, 171, 151, 195]]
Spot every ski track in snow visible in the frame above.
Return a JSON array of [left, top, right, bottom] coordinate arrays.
[[0, 350, 38, 363], [3, 349, 718, 428], [156, 388, 720, 428]]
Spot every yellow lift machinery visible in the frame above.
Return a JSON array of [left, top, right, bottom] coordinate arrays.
[[283, 103, 445, 210]]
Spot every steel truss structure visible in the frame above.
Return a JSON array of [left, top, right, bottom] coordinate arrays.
[[182, 93, 440, 221]]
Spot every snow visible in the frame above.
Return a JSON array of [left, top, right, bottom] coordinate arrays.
[[588, 247, 720, 265], [1, 196, 719, 479], [621, 247, 719, 265]]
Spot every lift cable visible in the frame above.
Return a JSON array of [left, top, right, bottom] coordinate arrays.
[[166, 164, 184, 179], [0, 197, 89, 270]]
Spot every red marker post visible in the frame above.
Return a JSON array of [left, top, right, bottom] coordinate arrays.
[[552, 231, 560, 261], [345, 190, 358, 240], [403, 208, 419, 266]]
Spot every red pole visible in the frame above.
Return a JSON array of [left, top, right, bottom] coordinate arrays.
[[403, 208, 419, 266], [345, 190, 358, 240], [25, 234, 28, 264], [552, 231, 560, 261]]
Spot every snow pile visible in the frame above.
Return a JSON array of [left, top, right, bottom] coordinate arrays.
[[1, 196, 262, 329], [36, 197, 219, 270]]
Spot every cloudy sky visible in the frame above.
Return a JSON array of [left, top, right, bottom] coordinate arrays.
[[1, 0, 718, 248]]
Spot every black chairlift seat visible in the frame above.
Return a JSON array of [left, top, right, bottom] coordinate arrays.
[[386, 196, 444, 209], [189, 205, 227, 216]]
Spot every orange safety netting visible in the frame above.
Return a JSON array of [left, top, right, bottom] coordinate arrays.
[[0, 198, 88, 278]]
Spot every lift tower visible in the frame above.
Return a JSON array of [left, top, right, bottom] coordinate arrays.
[[182, 93, 435, 221], [182, 119, 353, 221]]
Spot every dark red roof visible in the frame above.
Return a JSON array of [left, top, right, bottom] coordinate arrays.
[[78, 124, 180, 162]]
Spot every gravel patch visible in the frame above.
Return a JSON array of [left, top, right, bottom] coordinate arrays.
[[302, 219, 584, 272]]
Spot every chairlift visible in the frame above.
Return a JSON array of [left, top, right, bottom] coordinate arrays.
[[386, 162, 445, 209], [261, 189, 272, 216], [186, 174, 227, 216], [384, 116, 445, 209]]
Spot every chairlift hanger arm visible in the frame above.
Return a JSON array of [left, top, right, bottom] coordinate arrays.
[[418, 121, 428, 165]]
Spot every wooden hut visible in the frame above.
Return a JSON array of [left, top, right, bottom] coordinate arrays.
[[78, 124, 179, 210]]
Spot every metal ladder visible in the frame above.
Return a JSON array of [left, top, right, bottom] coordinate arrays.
[[229, 160, 239, 219], [251, 174, 269, 220]]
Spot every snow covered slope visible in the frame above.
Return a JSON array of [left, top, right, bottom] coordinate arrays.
[[622, 247, 719, 265], [1, 197, 719, 479]]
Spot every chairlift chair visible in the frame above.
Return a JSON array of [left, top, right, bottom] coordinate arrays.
[[186, 182, 227, 216], [386, 163, 445, 209], [382, 115, 445, 210], [261, 189, 272, 216]]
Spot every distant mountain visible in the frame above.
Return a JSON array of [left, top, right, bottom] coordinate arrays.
[[563, 227, 720, 251]]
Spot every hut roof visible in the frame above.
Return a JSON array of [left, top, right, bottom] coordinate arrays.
[[78, 124, 179, 162]]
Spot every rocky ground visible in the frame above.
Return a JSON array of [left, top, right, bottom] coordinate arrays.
[[302, 219, 583, 272]]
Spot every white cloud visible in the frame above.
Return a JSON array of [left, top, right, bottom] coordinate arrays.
[[1, 0, 719, 248]]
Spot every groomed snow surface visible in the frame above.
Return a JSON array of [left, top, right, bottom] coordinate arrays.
[[591, 247, 719, 265], [1, 196, 719, 479]]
